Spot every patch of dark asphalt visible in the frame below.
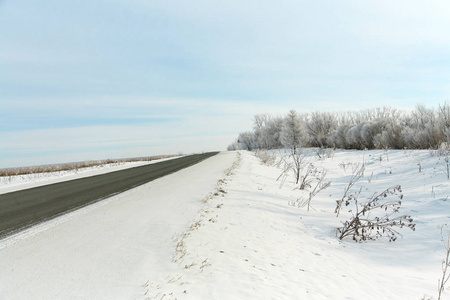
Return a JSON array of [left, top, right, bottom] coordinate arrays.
[[0, 152, 219, 239]]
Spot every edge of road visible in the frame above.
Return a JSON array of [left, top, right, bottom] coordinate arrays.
[[0, 152, 219, 240]]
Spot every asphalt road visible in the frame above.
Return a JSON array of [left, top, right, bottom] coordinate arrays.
[[0, 152, 219, 239]]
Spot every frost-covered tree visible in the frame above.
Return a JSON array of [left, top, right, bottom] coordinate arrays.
[[260, 117, 283, 149], [410, 105, 443, 148], [227, 141, 240, 151], [438, 103, 450, 131], [346, 123, 366, 149], [228, 103, 450, 152], [280, 110, 308, 152], [253, 114, 272, 149], [328, 123, 350, 149], [374, 121, 405, 149], [306, 111, 337, 148], [237, 132, 258, 151]]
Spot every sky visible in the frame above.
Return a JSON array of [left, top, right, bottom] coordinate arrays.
[[1, 0, 450, 167]]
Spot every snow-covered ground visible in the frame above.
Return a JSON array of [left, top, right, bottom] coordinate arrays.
[[0, 152, 235, 299], [1, 149, 450, 299]]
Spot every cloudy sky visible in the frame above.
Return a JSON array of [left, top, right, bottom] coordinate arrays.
[[1, 0, 450, 167]]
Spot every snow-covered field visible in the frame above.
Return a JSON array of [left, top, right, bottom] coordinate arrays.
[[1, 149, 450, 299]]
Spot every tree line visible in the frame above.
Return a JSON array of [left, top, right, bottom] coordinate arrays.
[[228, 103, 450, 151]]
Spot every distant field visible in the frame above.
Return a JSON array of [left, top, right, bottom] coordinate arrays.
[[0, 154, 180, 177]]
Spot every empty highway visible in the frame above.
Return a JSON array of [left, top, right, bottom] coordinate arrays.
[[0, 152, 218, 238]]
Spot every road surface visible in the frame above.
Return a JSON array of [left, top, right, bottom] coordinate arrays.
[[0, 152, 218, 238]]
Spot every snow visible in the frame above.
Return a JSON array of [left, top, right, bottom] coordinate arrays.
[[0, 153, 235, 299], [1, 149, 450, 299]]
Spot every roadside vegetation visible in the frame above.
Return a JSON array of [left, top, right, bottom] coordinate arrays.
[[255, 147, 450, 299], [238, 102, 450, 298]]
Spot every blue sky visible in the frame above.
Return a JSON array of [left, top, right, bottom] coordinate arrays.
[[1, 0, 450, 167]]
